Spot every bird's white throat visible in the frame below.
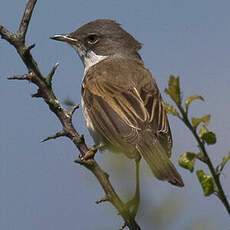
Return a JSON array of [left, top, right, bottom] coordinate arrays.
[[83, 50, 108, 74], [72, 45, 108, 75]]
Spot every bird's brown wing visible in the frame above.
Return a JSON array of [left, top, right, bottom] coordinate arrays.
[[83, 71, 147, 154], [139, 85, 173, 157], [82, 58, 183, 186]]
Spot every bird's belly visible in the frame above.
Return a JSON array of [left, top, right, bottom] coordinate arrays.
[[81, 97, 106, 146], [81, 97, 94, 131]]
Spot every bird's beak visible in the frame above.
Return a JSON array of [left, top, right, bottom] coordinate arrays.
[[50, 34, 78, 44], [50, 34, 86, 57]]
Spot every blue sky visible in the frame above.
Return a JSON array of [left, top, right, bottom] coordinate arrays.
[[1, 0, 230, 229]]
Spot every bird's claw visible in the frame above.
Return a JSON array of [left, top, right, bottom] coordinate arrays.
[[79, 143, 104, 161], [125, 195, 140, 219]]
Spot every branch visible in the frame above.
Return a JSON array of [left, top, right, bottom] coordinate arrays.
[[41, 130, 67, 143], [177, 104, 230, 215], [17, 0, 37, 41], [165, 75, 230, 215], [0, 1, 141, 229]]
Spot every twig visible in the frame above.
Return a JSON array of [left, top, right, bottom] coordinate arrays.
[[178, 105, 230, 215], [41, 130, 67, 143], [17, 0, 37, 42], [0, 1, 141, 229]]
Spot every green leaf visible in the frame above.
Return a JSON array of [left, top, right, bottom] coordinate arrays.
[[165, 75, 181, 105], [163, 102, 180, 117], [196, 170, 215, 196], [217, 153, 230, 173], [178, 152, 196, 172], [191, 114, 210, 128], [201, 131, 217, 145], [222, 153, 230, 168], [198, 125, 209, 138], [198, 125, 217, 145], [185, 95, 204, 111]]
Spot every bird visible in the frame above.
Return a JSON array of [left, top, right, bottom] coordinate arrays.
[[51, 19, 184, 216]]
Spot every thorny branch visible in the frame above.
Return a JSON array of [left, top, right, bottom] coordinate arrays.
[[0, 0, 141, 229]]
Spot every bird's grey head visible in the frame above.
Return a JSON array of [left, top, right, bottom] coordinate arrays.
[[51, 19, 142, 69]]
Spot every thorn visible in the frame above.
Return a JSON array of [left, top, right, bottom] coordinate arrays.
[[31, 92, 41, 98], [119, 222, 127, 230], [31, 88, 42, 98], [74, 159, 82, 164], [41, 130, 66, 143], [95, 196, 109, 204], [81, 134, 85, 141], [79, 134, 85, 143], [8, 71, 35, 81], [67, 104, 80, 117], [74, 158, 88, 166], [27, 43, 36, 51], [7, 74, 30, 80], [46, 63, 59, 87], [22, 44, 36, 56], [71, 134, 85, 147]]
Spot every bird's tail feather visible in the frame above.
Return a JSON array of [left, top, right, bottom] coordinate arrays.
[[136, 131, 184, 187]]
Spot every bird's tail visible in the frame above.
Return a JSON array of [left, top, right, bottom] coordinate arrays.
[[136, 130, 184, 187]]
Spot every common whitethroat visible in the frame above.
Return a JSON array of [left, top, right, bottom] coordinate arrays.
[[51, 19, 184, 192]]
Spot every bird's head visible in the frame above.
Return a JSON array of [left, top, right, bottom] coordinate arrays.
[[50, 19, 142, 67]]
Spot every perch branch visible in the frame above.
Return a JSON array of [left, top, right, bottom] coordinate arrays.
[[0, 0, 141, 229]]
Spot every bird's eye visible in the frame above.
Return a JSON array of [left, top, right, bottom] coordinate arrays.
[[87, 34, 99, 44]]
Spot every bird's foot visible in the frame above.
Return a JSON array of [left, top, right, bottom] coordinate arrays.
[[79, 143, 104, 161], [125, 194, 140, 219]]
